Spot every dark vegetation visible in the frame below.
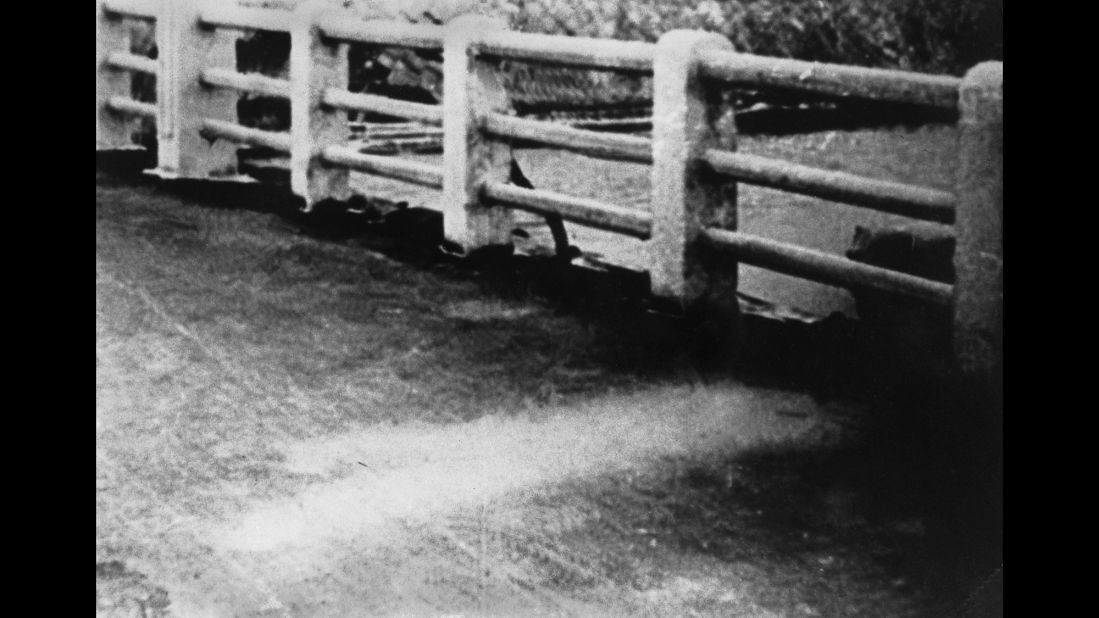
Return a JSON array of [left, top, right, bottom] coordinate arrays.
[[123, 0, 1001, 134], [511, 0, 1001, 75]]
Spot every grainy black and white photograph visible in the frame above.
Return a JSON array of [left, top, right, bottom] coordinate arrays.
[[96, 0, 1003, 615]]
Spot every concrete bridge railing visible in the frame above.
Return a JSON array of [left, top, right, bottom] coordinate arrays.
[[96, 0, 1002, 380]]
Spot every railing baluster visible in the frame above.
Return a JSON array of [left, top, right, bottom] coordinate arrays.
[[954, 62, 1004, 380], [153, 0, 244, 180], [96, 1, 139, 150], [290, 0, 351, 208], [649, 30, 738, 313], [441, 15, 514, 253]]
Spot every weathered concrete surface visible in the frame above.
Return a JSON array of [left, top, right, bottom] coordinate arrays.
[[153, 1, 244, 179], [649, 30, 736, 305], [954, 62, 1003, 381], [441, 14, 514, 252], [289, 0, 351, 207], [96, 3, 138, 150]]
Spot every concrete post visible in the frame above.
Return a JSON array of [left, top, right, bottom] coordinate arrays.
[[954, 62, 1003, 381], [441, 14, 514, 253], [290, 0, 350, 209], [650, 30, 738, 309], [96, 1, 138, 150], [152, 0, 244, 179]]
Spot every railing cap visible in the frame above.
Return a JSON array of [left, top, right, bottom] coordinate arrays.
[[962, 61, 1004, 88]]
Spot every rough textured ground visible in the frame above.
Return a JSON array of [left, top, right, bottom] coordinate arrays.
[[96, 127, 1000, 618]]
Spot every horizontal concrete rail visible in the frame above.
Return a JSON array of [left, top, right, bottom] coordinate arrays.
[[322, 145, 444, 189], [323, 89, 443, 124], [106, 96, 157, 118], [479, 31, 655, 73], [102, 0, 156, 19], [357, 123, 442, 139], [483, 114, 652, 164], [106, 52, 157, 75], [703, 150, 956, 223], [482, 182, 652, 239], [200, 119, 291, 152], [701, 228, 953, 306], [198, 4, 293, 32], [318, 17, 445, 49], [699, 49, 962, 110], [201, 68, 291, 99]]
